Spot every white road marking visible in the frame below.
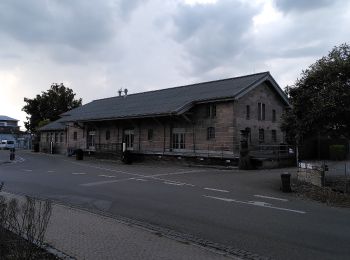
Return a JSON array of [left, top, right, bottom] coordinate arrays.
[[23, 169, 32, 172], [80, 178, 135, 187], [134, 179, 147, 182], [164, 182, 185, 186], [204, 187, 229, 193], [48, 170, 55, 173], [150, 169, 204, 177], [248, 201, 272, 207], [72, 172, 87, 175], [98, 174, 116, 178], [203, 195, 306, 214], [254, 195, 288, 202], [72, 161, 196, 187]]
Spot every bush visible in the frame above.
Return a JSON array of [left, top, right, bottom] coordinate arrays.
[[329, 145, 346, 160], [0, 183, 53, 259]]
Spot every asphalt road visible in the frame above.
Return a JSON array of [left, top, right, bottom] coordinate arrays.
[[1, 150, 349, 260]]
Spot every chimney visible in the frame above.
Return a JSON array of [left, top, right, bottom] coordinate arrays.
[[118, 88, 122, 97], [124, 88, 128, 96]]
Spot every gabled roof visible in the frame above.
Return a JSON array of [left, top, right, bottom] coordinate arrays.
[[0, 115, 18, 121], [38, 118, 66, 131], [61, 72, 289, 122]]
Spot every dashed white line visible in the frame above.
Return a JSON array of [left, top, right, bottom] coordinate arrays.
[[254, 195, 288, 202], [98, 175, 116, 178], [80, 178, 134, 187], [203, 195, 306, 214], [47, 170, 55, 173], [72, 161, 197, 187], [72, 172, 87, 175], [134, 179, 147, 182], [151, 169, 205, 177], [204, 187, 229, 193], [23, 169, 32, 172], [164, 182, 185, 186]]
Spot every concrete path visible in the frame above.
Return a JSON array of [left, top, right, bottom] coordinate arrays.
[[2, 192, 238, 260]]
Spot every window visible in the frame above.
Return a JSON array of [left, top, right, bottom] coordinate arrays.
[[246, 105, 250, 120], [272, 109, 276, 122], [46, 133, 49, 142], [106, 130, 110, 141], [271, 130, 277, 142], [258, 103, 265, 121], [246, 127, 251, 143], [259, 128, 265, 143], [54, 133, 58, 143], [73, 131, 77, 141], [206, 104, 216, 118], [60, 132, 64, 143], [147, 129, 153, 141], [207, 127, 215, 139]]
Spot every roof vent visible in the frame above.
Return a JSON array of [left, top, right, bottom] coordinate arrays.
[[118, 88, 128, 97]]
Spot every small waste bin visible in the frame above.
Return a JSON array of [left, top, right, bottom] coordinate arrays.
[[122, 150, 132, 164], [33, 143, 39, 153], [76, 149, 84, 160], [281, 173, 291, 192], [10, 148, 15, 161]]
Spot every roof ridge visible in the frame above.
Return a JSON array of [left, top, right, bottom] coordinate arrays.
[[91, 71, 270, 102]]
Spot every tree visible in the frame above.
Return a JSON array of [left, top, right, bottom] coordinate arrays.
[[22, 83, 82, 132], [282, 43, 350, 143]]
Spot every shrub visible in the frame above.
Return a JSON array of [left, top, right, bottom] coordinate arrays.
[[0, 183, 52, 259], [329, 145, 346, 160]]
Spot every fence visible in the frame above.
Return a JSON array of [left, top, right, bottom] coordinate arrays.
[[139, 144, 241, 159], [298, 160, 350, 194], [249, 144, 296, 160], [94, 143, 123, 159]]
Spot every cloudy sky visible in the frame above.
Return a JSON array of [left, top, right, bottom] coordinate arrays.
[[1, 0, 349, 130]]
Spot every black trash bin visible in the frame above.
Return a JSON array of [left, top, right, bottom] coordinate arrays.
[[33, 143, 40, 153], [281, 173, 291, 192], [76, 149, 84, 160], [122, 150, 133, 164], [10, 148, 15, 161]]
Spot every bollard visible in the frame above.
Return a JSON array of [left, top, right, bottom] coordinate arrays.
[[281, 173, 291, 192]]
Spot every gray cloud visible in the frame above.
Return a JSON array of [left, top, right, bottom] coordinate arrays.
[[0, 1, 116, 50], [171, 0, 259, 74], [274, 0, 336, 13]]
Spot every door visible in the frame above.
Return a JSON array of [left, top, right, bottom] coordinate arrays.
[[87, 130, 96, 150], [123, 129, 134, 150]]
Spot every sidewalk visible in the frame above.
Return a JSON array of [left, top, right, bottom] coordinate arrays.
[[2, 192, 238, 260]]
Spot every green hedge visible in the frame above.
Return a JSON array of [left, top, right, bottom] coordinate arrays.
[[329, 145, 346, 160]]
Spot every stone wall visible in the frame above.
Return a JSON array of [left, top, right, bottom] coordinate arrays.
[[297, 162, 324, 187]]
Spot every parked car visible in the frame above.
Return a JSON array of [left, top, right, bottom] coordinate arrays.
[[0, 140, 15, 150]]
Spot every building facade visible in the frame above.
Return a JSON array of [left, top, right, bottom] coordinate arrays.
[[39, 72, 289, 159]]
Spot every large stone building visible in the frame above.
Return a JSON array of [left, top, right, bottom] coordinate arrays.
[[39, 72, 290, 160]]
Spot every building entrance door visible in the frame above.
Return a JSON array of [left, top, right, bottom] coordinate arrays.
[[123, 129, 134, 150], [87, 130, 96, 150]]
